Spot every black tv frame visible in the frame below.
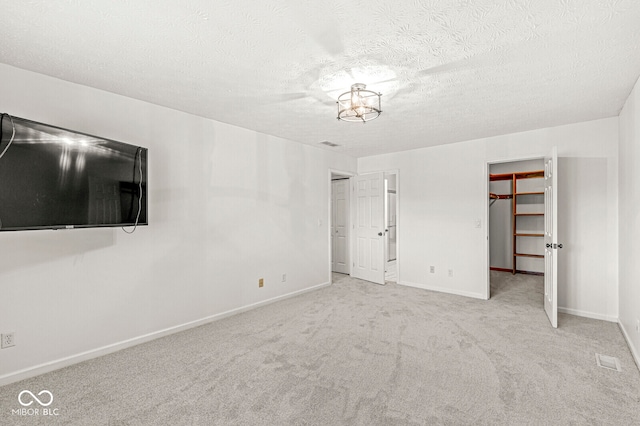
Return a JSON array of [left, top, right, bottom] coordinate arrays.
[[0, 114, 148, 232]]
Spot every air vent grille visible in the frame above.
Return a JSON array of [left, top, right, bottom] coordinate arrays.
[[595, 353, 621, 372]]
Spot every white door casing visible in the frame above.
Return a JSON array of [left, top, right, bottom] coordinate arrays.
[[387, 191, 397, 261], [352, 172, 386, 285], [331, 179, 350, 274], [544, 147, 559, 328]]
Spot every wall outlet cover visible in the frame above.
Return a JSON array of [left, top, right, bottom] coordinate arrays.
[[1, 333, 15, 349]]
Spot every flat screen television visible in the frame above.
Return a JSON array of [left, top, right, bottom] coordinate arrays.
[[0, 114, 147, 231]]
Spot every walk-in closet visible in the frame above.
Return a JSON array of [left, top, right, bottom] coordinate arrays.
[[489, 159, 545, 275]]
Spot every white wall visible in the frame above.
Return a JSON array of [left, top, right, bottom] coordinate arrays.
[[358, 117, 619, 321], [618, 75, 640, 367], [0, 64, 356, 384]]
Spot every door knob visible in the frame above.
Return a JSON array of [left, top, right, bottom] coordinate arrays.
[[556, 243, 563, 249], [378, 232, 383, 236], [546, 243, 552, 248]]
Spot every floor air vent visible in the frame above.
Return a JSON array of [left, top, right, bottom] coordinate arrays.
[[595, 353, 621, 372]]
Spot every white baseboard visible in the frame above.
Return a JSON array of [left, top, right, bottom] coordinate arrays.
[[398, 280, 485, 300], [0, 282, 330, 387], [557, 306, 618, 323], [618, 321, 640, 372]]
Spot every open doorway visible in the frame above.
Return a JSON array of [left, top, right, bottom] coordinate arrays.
[[329, 169, 400, 286], [330, 170, 354, 279], [488, 158, 545, 307], [487, 150, 559, 328], [385, 172, 398, 283]]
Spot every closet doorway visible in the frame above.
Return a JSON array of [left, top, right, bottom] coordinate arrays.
[[488, 151, 559, 327], [489, 159, 545, 276], [488, 158, 547, 313]]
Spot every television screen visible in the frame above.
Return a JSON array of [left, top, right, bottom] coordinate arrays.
[[0, 114, 147, 231]]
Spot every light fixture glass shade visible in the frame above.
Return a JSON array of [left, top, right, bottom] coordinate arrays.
[[337, 83, 382, 123]]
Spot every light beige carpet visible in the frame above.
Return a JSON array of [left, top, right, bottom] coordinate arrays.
[[1, 271, 639, 425]]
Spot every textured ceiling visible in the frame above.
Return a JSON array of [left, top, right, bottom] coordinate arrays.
[[1, 1, 640, 157]]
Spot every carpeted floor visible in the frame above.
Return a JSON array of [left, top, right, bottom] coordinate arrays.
[[1, 271, 639, 425]]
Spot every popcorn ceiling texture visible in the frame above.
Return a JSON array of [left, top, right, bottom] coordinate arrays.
[[1, 1, 639, 157]]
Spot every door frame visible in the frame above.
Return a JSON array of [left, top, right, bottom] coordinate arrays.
[[328, 168, 401, 286], [384, 171, 399, 274], [328, 168, 356, 284], [485, 155, 545, 300], [351, 169, 401, 285]]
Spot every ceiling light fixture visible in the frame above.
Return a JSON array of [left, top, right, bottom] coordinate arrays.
[[337, 83, 382, 123]]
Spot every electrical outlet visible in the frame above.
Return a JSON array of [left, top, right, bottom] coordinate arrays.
[[282, 274, 287, 282], [430, 266, 435, 273], [448, 269, 454, 277], [259, 278, 264, 288], [1, 332, 15, 349]]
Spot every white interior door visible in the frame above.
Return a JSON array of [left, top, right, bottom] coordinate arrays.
[[352, 172, 386, 284], [331, 179, 350, 274], [544, 147, 559, 328]]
